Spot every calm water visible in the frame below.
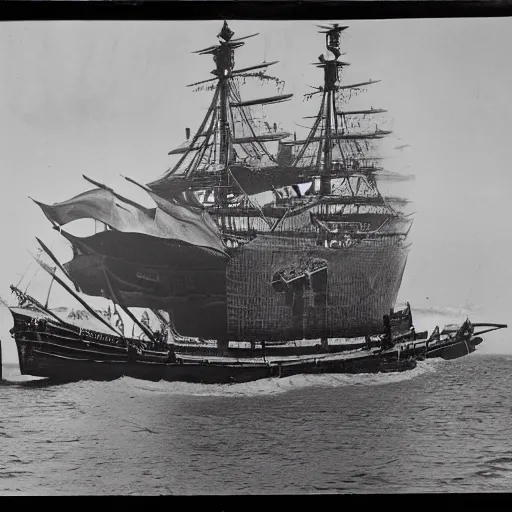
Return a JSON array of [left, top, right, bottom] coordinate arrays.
[[1, 354, 512, 494]]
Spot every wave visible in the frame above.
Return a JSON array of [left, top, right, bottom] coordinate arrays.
[[107, 358, 446, 398]]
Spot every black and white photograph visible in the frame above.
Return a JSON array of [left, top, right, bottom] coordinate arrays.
[[0, 10, 511, 494]]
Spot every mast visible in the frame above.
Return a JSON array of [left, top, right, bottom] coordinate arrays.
[[215, 22, 236, 206], [321, 82, 332, 195], [147, 21, 293, 215], [318, 25, 346, 196], [44, 273, 55, 309], [287, 24, 408, 225]]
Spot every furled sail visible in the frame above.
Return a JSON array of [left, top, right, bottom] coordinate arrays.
[[232, 132, 291, 145], [290, 130, 392, 146], [336, 79, 381, 90], [303, 108, 387, 119], [230, 93, 293, 108], [186, 61, 278, 88], [168, 140, 211, 155]]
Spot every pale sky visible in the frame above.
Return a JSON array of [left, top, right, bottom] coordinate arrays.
[[1, 18, 511, 362]]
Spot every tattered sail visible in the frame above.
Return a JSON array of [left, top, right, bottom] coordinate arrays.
[[32, 182, 226, 253]]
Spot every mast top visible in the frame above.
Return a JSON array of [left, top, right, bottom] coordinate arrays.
[[192, 21, 260, 79], [192, 21, 260, 53], [313, 23, 349, 90], [317, 23, 348, 60], [218, 21, 234, 43], [316, 23, 349, 32]]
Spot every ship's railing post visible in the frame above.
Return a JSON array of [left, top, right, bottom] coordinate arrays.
[[217, 337, 229, 356]]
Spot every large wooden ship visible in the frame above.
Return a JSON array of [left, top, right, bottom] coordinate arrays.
[[30, 22, 412, 342], [6, 22, 506, 384]]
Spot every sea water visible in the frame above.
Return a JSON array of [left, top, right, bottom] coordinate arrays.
[[1, 353, 512, 494]]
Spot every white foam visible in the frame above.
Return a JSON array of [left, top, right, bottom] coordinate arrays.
[[110, 358, 445, 398], [3, 374, 47, 383], [1, 365, 47, 383]]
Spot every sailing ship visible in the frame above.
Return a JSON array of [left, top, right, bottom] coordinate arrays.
[[6, 22, 506, 384], [32, 22, 412, 341]]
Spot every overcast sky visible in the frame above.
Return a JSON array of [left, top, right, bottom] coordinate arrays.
[[1, 18, 511, 362]]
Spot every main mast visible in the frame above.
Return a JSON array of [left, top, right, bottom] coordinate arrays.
[[146, 21, 293, 215], [215, 22, 236, 206]]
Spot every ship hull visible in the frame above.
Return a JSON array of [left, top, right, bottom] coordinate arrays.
[[10, 306, 488, 386], [60, 232, 410, 342], [14, 338, 415, 384], [10, 308, 415, 385], [15, 342, 272, 384], [226, 235, 410, 341]]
